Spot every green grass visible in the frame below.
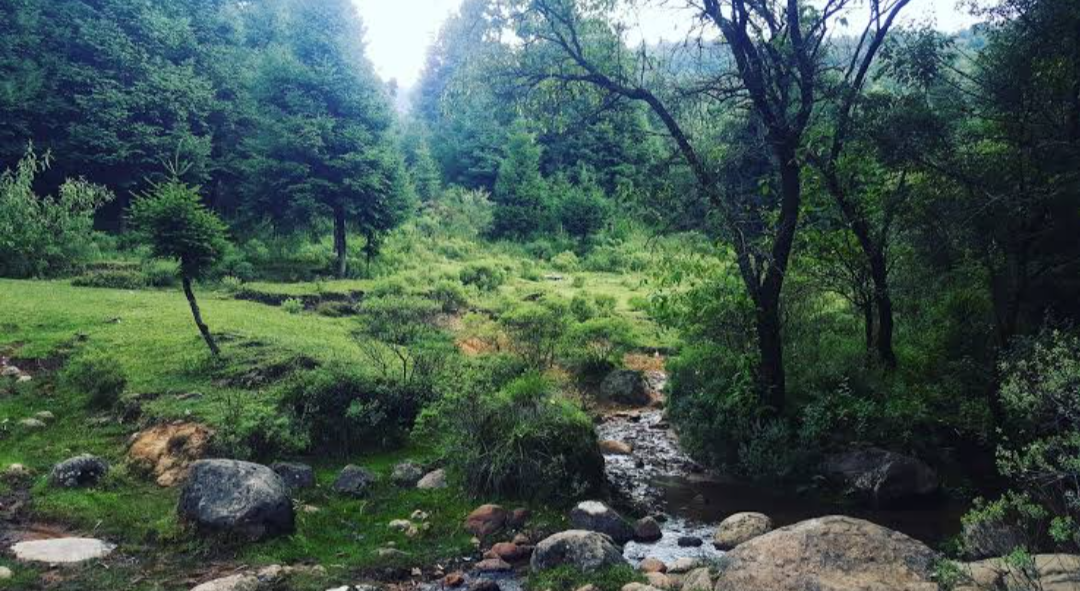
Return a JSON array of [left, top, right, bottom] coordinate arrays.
[[527, 565, 644, 591]]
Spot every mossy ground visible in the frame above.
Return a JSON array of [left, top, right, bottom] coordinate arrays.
[[0, 240, 664, 589]]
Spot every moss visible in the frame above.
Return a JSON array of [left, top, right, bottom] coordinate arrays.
[[527, 565, 644, 591]]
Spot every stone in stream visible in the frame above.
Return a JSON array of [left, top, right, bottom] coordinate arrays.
[[178, 459, 295, 540], [713, 515, 939, 591], [713, 512, 773, 550], [666, 558, 701, 574], [634, 517, 663, 542], [677, 536, 703, 548], [569, 501, 634, 544], [531, 530, 628, 572], [11, 538, 116, 564], [600, 440, 633, 455], [270, 462, 315, 491], [600, 370, 651, 406], [332, 465, 377, 497], [639, 558, 667, 573], [49, 454, 109, 488]]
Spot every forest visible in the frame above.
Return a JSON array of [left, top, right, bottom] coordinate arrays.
[[0, 0, 1078, 590]]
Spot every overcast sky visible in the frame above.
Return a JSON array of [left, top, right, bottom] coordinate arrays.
[[352, 0, 980, 88]]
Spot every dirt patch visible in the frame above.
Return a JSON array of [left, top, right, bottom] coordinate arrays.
[[234, 288, 364, 311], [128, 422, 215, 487], [623, 352, 666, 373]]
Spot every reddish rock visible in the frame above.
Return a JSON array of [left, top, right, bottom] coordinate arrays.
[[443, 572, 466, 587], [465, 504, 509, 537], [128, 422, 214, 487], [474, 558, 512, 573], [491, 541, 531, 562], [508, 507, 531, 528], [639, 558, 667, 573]]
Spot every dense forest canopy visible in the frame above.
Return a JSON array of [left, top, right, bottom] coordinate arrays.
[[1, 0, 1080, 589]]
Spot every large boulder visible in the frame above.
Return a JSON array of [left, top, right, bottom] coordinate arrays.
[[960, 515, 1027, 559], [270, 462, 315, 491], [49, 454, 109, 488], [713, 512, 772, 550], [417, 468, 447, 489], [634, 516, 662, 542], [332, 465, 377, 497], [570, 501, 635, 545], [177, 460, 294, 540], [531, 530, 628, 572], [823, 448, 938, 505], [956, 554, 1080, 591], [128, 422, 214, 487], [713, 515, 939, 591], [390, 461, 424, 487], [464, 504, 509, 537], [600, 370, 651, 406]]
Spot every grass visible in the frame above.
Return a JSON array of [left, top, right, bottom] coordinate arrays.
[[526, 565, 644, 591]]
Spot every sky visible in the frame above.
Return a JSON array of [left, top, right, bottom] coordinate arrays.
[[352, 0, 979, 88]]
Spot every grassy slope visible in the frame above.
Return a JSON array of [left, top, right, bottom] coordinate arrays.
[[0, 241, 664, 589]]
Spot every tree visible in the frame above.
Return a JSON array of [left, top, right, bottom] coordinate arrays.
[[129, 175, 228, 356], [512, 0, 912, 410], [492, 124, 551, 239]]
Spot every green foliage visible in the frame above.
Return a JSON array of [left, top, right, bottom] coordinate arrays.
[[0, 148, 112, 278], [356, 294, 456, 387], [551, 251, 581, 272], [499, 298, 571, 370], [282, 298, 304, 315], [60, 351, 126, 410], [418, 186, 494, 238], [279, 365, 432, 455], [569, 293, 597, 322], [430, 280, 470, 313], [127, 178, 228, 280], [492, 125, 551, 239], [527, 565, 643, 591], [555, 173, 610, 242], [562, 317, 637, 380], [71, 269, 146, 290], [460, 263, 506, 292], [417, 370, 603, 501]]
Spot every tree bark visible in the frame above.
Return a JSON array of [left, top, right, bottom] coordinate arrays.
[[182, 276, 220, 357], [334, 202, 347, 279]]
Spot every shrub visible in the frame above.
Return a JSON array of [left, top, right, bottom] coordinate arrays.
[[60, 351, 127, 409], [356, 294, 457, 388], [143, 260, 180, 287], [460, 263, 506, 292], [551, 251, 581, 272], [417, 372, 604, 501], [430, 280, 469, 313], [594, 294, 618, 316], [569, 293, 597, 323], [0, 147, 113, 278], [218, 275, 244, 294], [499, 298, 571, 369], [279, 365, 432, 455], [71, 269, 146, 290], [557, 178, 609, 242], [282, 297, 304, 315], [214, 393, 306, 461], [314, 300, 356, 317], [562, 317, 637, 380], [571, 275, 586, 288]]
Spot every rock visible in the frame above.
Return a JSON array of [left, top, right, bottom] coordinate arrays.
[[713, 515, 938, 591], [411, 509, 430, 521], [468, 581, 501, 591], [465, 504, 509, 537], [11, 538, 116, 564], [34, 411, 55, 422], [3, 463, 31, 481], [713, 512, 773, 550], [0, 566, 10, 580], [191, 574, 259, 591], [49, 454, 109, 488], [443, 572, 466, 587], [417, 468, 447, 489], [634, 517, 663, 543], [960, 516, 1026, 559], [531, 530, 628, 572], [1, 366, 20, 377], [575, 585, 598, 591], [600, 370, 651, 406], [508, 507, 531, 529], [474, 558, 512, 573], [391, 461, 425, 487], [271, 462, 315, 491], [491, 541, 532, 562], [823, 448, 938, 505], [128, 422, 214, 487], [569, 501, 634, 545], [600, 440, 633, 455], [681, 568, 712, 591], [389, 519, 414, 532], [332, 465, 377, 497], [19, 418, 45, 429], [645, 572, 675, 589], [16, 375, 31, 383], [512, 533, 531, 545], [621, 584, 660, 591], [677, 536, 702, 547], [956, 554, 1080, 591], [177, 459, 295, 540], [639, 558, 666, 573], [667, 558, 700, 574]]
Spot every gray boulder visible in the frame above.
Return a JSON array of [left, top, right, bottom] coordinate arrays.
[[333, 465, 376, 497], [713, 512, 773, 550], [961, 516, 1027, 559], [634, 516, 663, 542], [570, 500, 634, 544], [713, 515, 939, 591], [417, 468, 447, 489], [823, 448, 938, 505], [600, 370, 651, 406], [270, 462, 315, 491], [531, 530, 628, 572], [390, 461, 424, 487], [49, 454, 109, 488], [177, 459, 294, 540]]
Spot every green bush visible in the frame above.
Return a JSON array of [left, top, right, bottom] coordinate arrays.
[[430, 280, 469, 313], [562, 317, 637, 381], [282, 297, 304, 314], [218, 275, 244, 294], [460, 263, 506, 292], [214, 393, 307, 461], [551, 250, 580, 272], [279, 365, 432, 455], [143, 259, 180, 287], [417, 371, 604, 501], [569, 293, 597, 322], [71, 269, 146, 290], [60, 351, 127, 409], [356, 294, 455, 387], [499, 298, 571, 369]]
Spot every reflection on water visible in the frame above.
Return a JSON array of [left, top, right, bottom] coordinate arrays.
[[654, 474, 968, 548]]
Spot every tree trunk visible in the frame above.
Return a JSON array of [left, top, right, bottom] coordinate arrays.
[[182, 276, 220, 357], [754, 297, 786, 413], [863, 301, 875, 356], [334, 202, 347, 279], [868, 251, 898, 368]]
